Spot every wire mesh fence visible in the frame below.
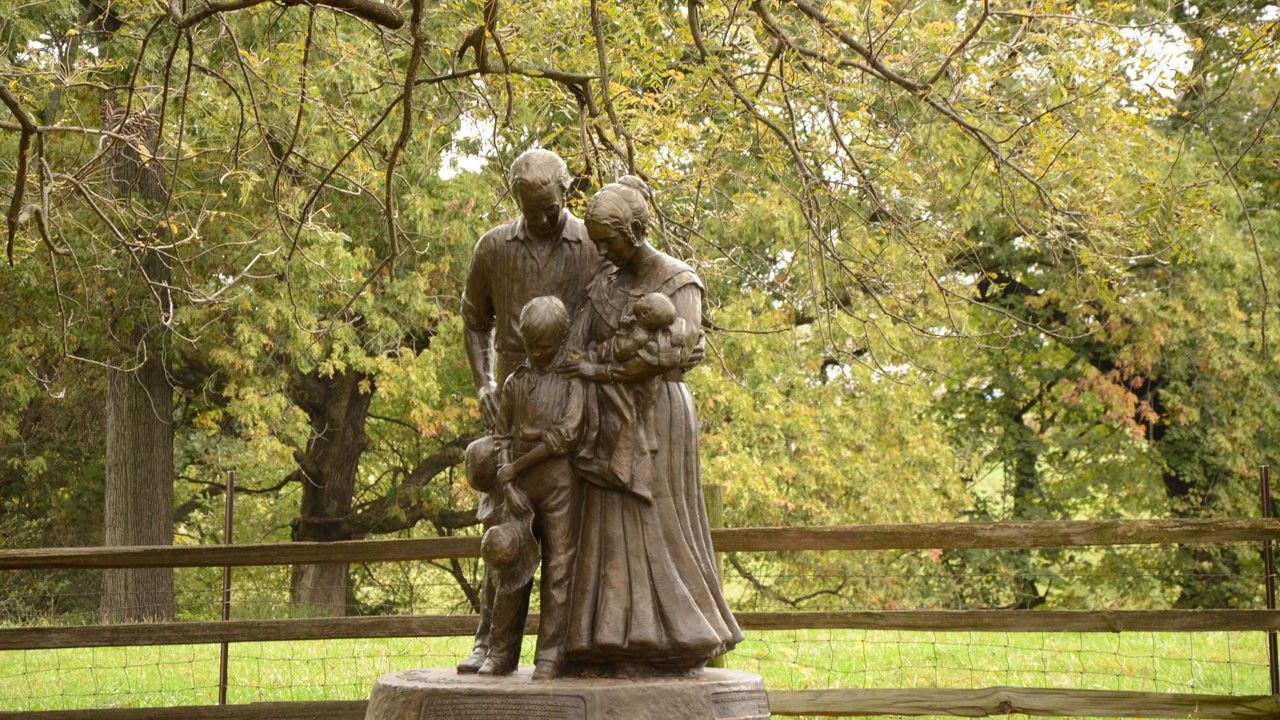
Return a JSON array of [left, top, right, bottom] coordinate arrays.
[[0, 539, 1275, 713]]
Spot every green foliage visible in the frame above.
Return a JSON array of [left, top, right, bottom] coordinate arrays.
[[0, 0, 1277, 619]]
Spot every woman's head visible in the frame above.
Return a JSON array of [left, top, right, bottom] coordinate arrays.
[[586, 176, 651, 268]]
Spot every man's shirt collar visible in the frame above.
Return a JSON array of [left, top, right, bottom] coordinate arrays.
[[510, 212, 580, 243]]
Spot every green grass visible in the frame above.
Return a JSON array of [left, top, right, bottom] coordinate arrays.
[[0, 631, 1271, 716]]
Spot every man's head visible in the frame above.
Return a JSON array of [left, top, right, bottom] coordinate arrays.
[[509, 149, 570, 241], [519, 295, 570, 367]]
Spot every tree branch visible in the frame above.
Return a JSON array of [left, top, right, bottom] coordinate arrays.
[[0, 84, 37, 266], [785, 0, 928, 93], [591, 0, 635, 172], [383, 0, 426, 275], [924, 0, 988, 87], [172, 0, 403, 30], [340, 434, 477, 536]]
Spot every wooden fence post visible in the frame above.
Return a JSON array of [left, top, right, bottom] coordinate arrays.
[[704, 483, 726, 669], [1260, 465, 1278, 695]]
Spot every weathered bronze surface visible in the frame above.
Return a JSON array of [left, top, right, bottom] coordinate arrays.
[[458, 157, 742, 681], [367, 668, 769, 720]]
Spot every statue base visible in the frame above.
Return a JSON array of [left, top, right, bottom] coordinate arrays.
[[365, 667, 770, 720]]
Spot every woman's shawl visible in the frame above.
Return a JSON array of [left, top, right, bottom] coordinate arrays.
[[570, 253, 703, 501]]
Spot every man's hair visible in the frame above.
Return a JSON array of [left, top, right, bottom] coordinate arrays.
[[509, 149, 571, 195], [519, 295, 570, 345]]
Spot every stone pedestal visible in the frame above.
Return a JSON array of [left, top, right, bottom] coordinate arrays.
[[365, 667, 770, 720]]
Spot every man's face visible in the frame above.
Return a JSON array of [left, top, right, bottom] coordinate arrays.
[[515, 182, 565, 240]]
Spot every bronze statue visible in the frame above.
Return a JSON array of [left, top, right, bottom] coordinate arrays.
[[460, 166, 740, 680], [558, 177, 742, 674], [478, 296, 584, 680], [458, 149, 599, 676]]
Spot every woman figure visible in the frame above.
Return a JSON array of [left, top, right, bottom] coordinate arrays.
[[560, 177, 742, 674]]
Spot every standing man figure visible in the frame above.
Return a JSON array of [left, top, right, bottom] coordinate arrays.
[[457, 148, 599, 674]]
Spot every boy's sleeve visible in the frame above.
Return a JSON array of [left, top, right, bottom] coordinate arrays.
[[541, 378, 585, 456]]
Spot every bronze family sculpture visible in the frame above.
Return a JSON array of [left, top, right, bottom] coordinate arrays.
[[459, 149, 742, 680]]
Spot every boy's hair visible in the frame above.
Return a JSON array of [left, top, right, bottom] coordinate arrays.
[[519, 296, 570, 345]]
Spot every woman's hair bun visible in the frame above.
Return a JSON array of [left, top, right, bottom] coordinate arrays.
[[616, 175, 650, 201]]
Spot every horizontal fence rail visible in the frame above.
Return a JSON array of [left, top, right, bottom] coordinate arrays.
[[3, 518, 1278, 569], [768, 687, 1280, 718], [4, 517, 1279, 719], [5, 688, 1280, 720], [5, 610, 1280, 651]]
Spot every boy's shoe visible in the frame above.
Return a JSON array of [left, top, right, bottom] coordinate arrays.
[[531, 660, 561, 680], [477, 656, 517, 676], [456, 646, 487, 674]]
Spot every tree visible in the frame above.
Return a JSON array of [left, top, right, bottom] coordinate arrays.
[[3, 0, 1277, 619]]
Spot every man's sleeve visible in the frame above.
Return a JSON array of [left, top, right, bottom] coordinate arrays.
[[460, 235, 495, 332]]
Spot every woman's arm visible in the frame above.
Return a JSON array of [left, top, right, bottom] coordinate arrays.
[[602, 283, 702, 381]]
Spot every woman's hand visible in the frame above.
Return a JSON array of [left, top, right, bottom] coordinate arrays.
[[681, 343, 705, 371], [557, 360, 608, 381]]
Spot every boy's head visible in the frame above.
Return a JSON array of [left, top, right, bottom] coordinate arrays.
[[519, 296, 570, 366], [632, 292, 676, 332]]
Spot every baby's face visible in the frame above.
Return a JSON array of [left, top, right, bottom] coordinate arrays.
[[633, 304, 656, 328], [633, 300, 673, 330]]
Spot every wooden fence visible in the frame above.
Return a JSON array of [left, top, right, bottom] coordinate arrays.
[[2, 518, 1279, 719]]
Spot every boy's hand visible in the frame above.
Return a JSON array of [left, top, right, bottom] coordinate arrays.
[[504, 484, 532, 516], [496, 463, 516, 486]]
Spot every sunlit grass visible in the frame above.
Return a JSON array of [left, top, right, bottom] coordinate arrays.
[[0, 630, 1270, 717]]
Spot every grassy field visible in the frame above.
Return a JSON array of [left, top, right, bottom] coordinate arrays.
[[0, 629, 1271, 717]]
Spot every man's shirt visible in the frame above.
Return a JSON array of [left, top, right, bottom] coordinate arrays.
[[461, 212, 600, 357]]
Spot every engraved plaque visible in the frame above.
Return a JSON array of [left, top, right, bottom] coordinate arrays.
[[711, 690, 770, 719], [421, 694, 587, 720]]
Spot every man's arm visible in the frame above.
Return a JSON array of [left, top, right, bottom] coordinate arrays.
[[461, 235, 501, 428]]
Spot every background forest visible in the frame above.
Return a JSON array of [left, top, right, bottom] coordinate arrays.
[[0, 0, 1277, 629]]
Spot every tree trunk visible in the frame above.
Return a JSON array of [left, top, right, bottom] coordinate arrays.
[[102, 357, 175, 622], [1007, 411, 1048, 610], [288, 371, 373, 616], [97, 74, 175, 623]]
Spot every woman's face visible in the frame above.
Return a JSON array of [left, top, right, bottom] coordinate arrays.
[[588, 219, 638, 269]]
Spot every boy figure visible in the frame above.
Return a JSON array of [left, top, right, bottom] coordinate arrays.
[[480, 295, 584, 680]]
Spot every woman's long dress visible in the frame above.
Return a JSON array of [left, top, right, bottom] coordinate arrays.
[[565, 252, 742, 670]]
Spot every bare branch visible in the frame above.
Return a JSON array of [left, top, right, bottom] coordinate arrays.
[[591, 0, 636, 172], [383, 0, 427, 276], [784, 0, 928, 93], [0, 84, 37, 266], [172, 0, 403, 30], [924, 0, 988, 87]]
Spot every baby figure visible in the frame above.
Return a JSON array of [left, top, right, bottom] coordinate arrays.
[[607, 292, 686, 369]]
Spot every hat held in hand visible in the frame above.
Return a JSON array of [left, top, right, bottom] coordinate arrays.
[[482, 512, 539, 593], [465, 436, 501, 493]]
